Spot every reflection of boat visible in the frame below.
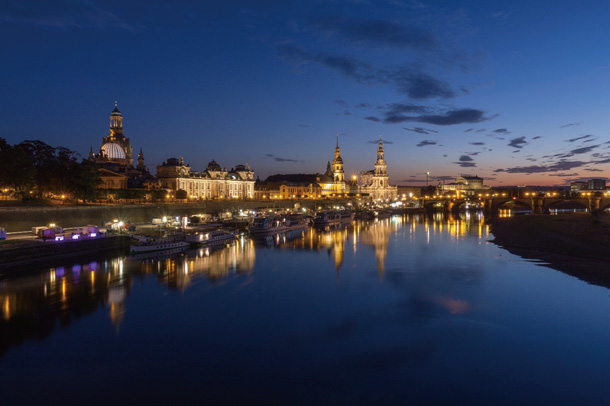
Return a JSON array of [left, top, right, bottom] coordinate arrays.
[[252, 228, 308, 247], [375, 209, 392, 219], [130, 235, 190, 254], [130, 246, 188, 261], [248, 215, 309, 235], [186, 229, 237, 246], [313, 211, 342, 225], [340, 211, 355, 222]]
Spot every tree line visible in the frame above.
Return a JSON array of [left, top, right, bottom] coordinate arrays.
[[0, 138, 100, 203]]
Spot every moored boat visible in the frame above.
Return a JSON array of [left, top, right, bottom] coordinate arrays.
[[186, 229, 237, 246], [313, 211, 342, 226], [130, 234, 190, 254], [249, 214, 309, 235]]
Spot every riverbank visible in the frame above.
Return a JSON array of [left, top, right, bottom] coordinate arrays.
[[490, 213, 610, 289]]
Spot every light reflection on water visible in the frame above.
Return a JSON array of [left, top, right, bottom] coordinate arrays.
[[2, 212, 610, 404]]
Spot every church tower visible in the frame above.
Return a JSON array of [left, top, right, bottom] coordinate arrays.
[[374, 136, 387, 176], [100, 102, 133, 166], [332, 134, 345, 183], [137, 148, 146, 171]]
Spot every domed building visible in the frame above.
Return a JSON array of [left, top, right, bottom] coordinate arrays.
[[156, 157, 255, 199], [90, 103, 155, 190]]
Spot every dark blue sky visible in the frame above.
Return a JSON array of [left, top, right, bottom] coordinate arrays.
[[3, 0, 610, 186]]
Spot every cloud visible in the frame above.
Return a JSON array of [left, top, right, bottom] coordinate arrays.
[[493, 128, 510, 134], [335, 99, 348, 107], [453, 161, 477, 168], [416, 140, 437, 147], [264, 153, 303, 163], [403, 126, 439, 134], [532, 136, 542, 140], [365, 116, 381, 122], [570, 145, 600, 155], [566, 134, 595, 143], [277, 44, 455, 99], [458, 155, 473, 161], [494, 160, 588, 174], [469, 142, 485, 146], [507, 136, 527, 149], [310, 16, 437, 50], [0, 0, 143, 31], [585, 168, 604, 172], [560, 122, 581, 128], [355, 103, 370, 108], [383, 107, 488, 125]]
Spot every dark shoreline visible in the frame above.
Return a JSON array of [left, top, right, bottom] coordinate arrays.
[[490, 213, 610, 290]]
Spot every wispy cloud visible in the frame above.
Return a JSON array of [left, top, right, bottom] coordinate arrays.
[[0, 0, 143, 31], [416, 140, 437, 147], [566, 134, 595, 143], [310, 16, 437, 50], [277, 44, 456, 99], [560, 122, 581, 128], [264, 153, 304, 163], [507, 136, 527, 149], [494, 160, 587, 174]]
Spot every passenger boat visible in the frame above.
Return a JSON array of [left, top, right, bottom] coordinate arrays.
[[130, 234, 190, 254], [248, 214, 309, 235], [339, 210, 355, 222], [185, 229, 237, 246], [313, 211, 342, 225]]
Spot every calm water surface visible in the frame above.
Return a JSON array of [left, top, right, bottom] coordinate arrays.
[[1, 213, 610, 405]]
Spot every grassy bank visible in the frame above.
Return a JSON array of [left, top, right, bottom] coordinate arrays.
[[490, 213, 610, 289]]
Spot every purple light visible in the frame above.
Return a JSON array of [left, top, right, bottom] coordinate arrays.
[[90, 233, 97, 238], [72, 234, 80, 240], [55, 236, 64, 241]]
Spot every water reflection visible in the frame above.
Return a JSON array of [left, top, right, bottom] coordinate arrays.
[[0, 214, 490, 356]]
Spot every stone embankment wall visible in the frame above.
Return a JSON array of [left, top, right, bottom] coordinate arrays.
[[0, 200, 355, 232]]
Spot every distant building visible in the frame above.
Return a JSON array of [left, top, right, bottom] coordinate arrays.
[[397, 186, 421, 200], [156, 158, 254, 199], [357, 137, 397, 201], [588, 178, 606, 190], [437, 175, 491, 197], [570, 182, 588, 193]]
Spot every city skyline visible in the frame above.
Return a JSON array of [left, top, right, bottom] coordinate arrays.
[[3, 1, 610, 186]]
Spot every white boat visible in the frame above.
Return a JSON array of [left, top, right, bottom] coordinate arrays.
[[186, 229, 237, 246], [130, 235, 190, 254], [248, 215, 309, 235]]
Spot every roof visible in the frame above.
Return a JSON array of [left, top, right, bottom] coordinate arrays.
[[101, 142, 126, 160]]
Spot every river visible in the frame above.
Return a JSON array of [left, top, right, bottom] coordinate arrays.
[[1, 213, 609, 405]]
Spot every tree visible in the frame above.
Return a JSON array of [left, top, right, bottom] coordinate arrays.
[[70, 160, 100, 204]]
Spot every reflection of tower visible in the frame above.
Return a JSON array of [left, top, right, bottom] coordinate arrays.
[[107, 286, 126, 329], [361, 220, 391, 282]]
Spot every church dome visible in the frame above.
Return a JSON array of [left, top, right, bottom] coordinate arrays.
[[101, 142, 126, 160], [207, 160, 222, 171]]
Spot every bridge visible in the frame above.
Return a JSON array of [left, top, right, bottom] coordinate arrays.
[[420, 193, 610, 215]]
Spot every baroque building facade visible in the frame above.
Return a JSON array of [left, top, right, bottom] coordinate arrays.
[[358, 137, 397, 201], [156, 158, 255, 199], [89, 103, 156, 190]]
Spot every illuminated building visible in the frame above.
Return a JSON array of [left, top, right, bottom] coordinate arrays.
[[89, 103, 156, 190], [437, 175, 490, 197], [255, 136, 347, 199], [358, 137, 397, 201], [156, 158, 255, 199]]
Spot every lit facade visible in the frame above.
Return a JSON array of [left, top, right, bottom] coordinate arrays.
[[156, 158, 255, 199], [358, 137, 397, 201], [437, 175, 490, 197]]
